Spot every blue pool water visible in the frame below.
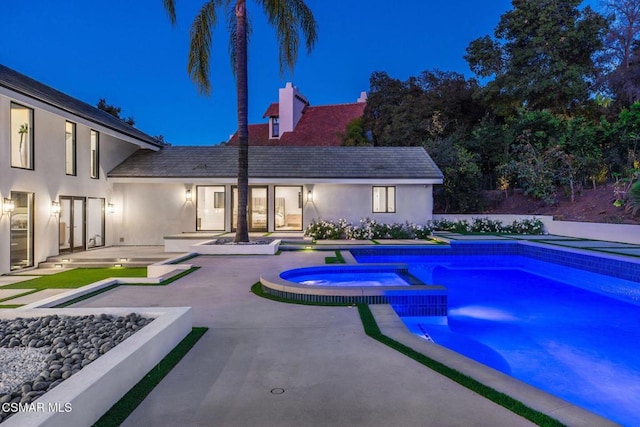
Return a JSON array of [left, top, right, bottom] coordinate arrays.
[[287, 272, 409, 287], [353, 250, 640, 426]]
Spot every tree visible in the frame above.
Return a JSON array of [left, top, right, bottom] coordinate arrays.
[[97, 98, 135, 126], [341, 117, 370, 146], [465, 0, 609, 115], [424, 137, 483, 213], [602, 0, 640, 106], [362, 70, 484, 146], [163, 0, 317, 242]]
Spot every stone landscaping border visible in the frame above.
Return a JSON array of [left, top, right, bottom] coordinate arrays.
[[1, 307, 192, 427]]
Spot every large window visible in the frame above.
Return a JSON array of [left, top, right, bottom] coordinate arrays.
[[372, 186, 396, 213], [65, 121, 76, 175], [11, 103, 34, 169], [196, 186, 226, 230], [90, 130, 99, 179], [275, 186, 303, 230]]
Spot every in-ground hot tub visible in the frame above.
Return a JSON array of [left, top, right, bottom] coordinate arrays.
[[260, 264, 447, 316]]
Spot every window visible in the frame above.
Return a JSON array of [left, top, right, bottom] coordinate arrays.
[[65, 121, 76, 175], [372, 186, 396, 213], [196, 186, 225, 230], [271, 117, 279, 138], [90, 130, 99, 179], [10, 103, 34, 169], [275, 186, 303, 230]]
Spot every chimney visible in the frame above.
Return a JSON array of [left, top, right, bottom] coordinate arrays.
[[357, 91, 368, 103], [278, 82, 309, 134]]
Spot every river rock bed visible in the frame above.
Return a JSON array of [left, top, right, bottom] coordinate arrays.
[[0, 313, 152, 422]]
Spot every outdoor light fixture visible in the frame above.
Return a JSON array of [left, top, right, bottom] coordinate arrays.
[[2, 198, 15, 214], [51, 201, 61, 215], [307, 190, 313, 203], [107, 203, 115, 215], [185, 189, 193, 202]]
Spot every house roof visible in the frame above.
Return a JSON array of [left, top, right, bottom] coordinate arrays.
[[229, 102, 366, 146], [0, 64, 163, 148], [263, 102, 279, 117], [108, 146, 443, 180]]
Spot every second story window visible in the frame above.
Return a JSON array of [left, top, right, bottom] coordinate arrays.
[[65, 121, 76, 175], [271, 117, 279, 138], [10, 103, 34, 170], [90, 130, 99, 179]]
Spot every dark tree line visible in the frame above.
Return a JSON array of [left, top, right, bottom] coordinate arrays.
[[356, 0, 640, 213]]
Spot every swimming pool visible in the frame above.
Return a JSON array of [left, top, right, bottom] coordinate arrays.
[[352, 242, 640, 426]]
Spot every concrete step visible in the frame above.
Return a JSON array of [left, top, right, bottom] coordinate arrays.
[[38, 261, 152, 269]]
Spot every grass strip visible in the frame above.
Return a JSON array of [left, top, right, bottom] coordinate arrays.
[[0, 305, 24, 309], [2, 268, 147, 290], [324, 250, 346, 264], [93, 327, 207, 427], [356, 304, 565, 427]]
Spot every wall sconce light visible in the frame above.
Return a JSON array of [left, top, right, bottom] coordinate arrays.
[[51, 201, 61, 215], [185, 189, 193, 202], [306, 190, 313, 203], [3, 198, 15, 214], [107, 203, 115, 215]]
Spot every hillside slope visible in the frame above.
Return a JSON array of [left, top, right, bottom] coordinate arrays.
[[476, 183, 640, 225]]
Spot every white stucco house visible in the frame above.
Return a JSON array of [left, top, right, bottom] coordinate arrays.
[[0, 64, 443, 275]]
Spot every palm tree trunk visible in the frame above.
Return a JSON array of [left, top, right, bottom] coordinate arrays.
[[234, 0, 250, 243]]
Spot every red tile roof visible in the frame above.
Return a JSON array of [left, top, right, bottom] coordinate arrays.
[[228, 102, 365, 146], [263, 102, 279, 117]]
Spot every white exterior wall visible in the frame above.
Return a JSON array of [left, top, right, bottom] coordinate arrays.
[[112, 183, 196, 245], [0, 88, 152, 275], [112, 181, 436, 243], [304, 183, 434, 226]]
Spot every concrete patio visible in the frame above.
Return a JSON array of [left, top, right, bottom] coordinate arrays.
[[1, 236, 632, 426]]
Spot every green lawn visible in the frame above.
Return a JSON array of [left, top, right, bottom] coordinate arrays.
[[2, 268, 147, 290]]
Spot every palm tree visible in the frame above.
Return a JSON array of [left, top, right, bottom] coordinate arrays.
[[162, 0, 317, 242]]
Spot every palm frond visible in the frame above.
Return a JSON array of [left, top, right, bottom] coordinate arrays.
[[260, 0, 318, 74], [162, 0, 178, 25], [187, 1, 220, 95]]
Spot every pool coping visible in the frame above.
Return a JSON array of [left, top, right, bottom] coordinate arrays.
[[370, 304, 618, 427]]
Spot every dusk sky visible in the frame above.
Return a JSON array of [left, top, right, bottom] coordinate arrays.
[[1, 1, 601, 146]]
